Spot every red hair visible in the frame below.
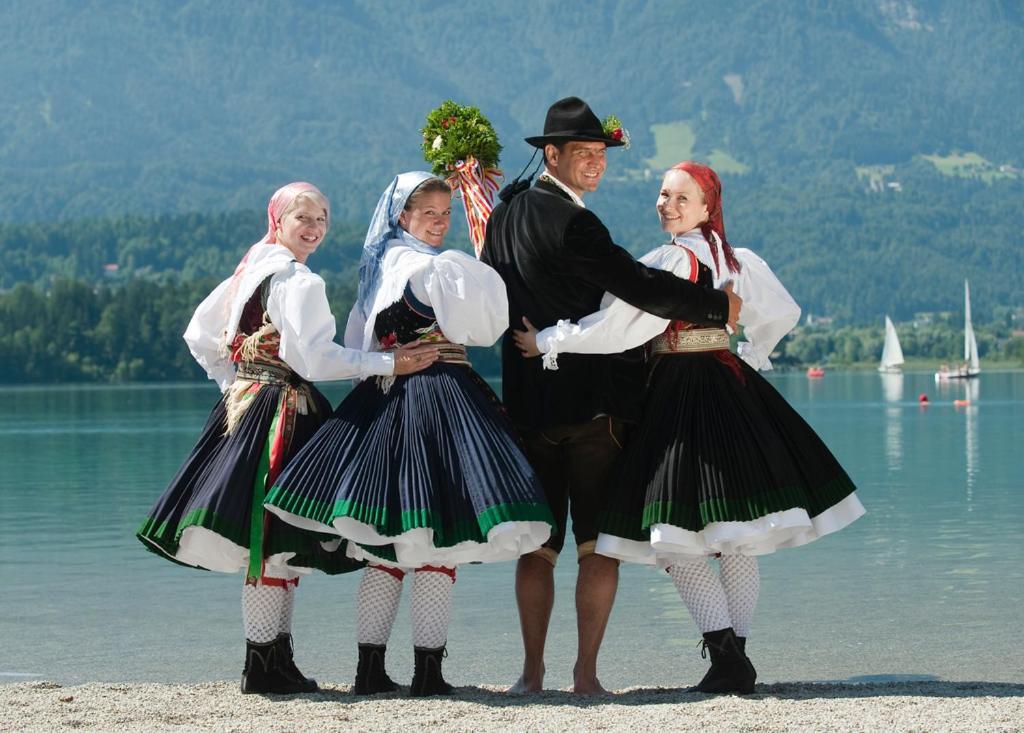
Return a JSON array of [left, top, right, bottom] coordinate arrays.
[[671, 162, 740, 274]]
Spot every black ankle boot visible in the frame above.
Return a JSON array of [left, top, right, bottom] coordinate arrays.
[[274, 634, 318, 692], [690, 628, 756, 695], [241, 638, 317, 694], [410, 646, 454, 697], [354, 644, 399, 695], [736, 635, 756, 687]]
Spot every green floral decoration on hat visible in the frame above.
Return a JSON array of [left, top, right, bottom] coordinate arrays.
[[601, 114, 631, 149]]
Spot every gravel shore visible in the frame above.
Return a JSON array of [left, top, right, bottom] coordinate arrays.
[[3, 679, 1022, 732]]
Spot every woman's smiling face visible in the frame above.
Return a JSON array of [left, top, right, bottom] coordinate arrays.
[[276, 196, 328, 262], [656, 168, 709, 237], [399, 191, 452, 248]]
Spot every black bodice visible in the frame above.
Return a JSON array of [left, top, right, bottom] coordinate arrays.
[[237, 277, 272, 336], [373, 284, 444, 347], [693, 259, 714, 288]]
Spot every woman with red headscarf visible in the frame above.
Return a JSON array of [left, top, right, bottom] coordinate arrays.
[[514, 162, 865, 694], [137, 182, 437, 694]]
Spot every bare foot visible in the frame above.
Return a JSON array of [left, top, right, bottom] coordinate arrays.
[[506, 668, 544, 695], [571, 676, 611, 696]]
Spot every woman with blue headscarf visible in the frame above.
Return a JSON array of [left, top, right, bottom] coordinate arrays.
[[264, 172, 554, 696]]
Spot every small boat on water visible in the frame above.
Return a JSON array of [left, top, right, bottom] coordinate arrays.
[[935, 279, 980, 381], [806, 366, 825, 378], [878, 315, 904, 373]]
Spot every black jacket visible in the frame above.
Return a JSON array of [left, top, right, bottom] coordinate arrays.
[[481, 179, 728, 430]]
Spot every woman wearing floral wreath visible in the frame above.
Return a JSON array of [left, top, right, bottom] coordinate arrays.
[[137, 182, 438, 695], [515, 162, 865, 694], [264, 172, 554, 697]]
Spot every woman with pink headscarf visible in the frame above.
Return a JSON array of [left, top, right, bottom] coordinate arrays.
[[137, 182, 437, 694], [514, 162, 865, 694]]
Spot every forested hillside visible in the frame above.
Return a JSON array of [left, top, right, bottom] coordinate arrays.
[[3, 0, 1020, 217], [3, 167, 1018, 323], [4, 1, 1022, 207], [1, 0, 1022, 382]]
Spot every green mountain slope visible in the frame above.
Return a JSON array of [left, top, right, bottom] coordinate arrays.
[[1, 0, 1021, 321]]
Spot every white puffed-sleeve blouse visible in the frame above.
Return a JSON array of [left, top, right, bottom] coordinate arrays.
[[184, 245, 394, 392], [535, 230, 800, 371]]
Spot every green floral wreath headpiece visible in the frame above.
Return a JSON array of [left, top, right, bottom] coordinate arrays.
[[422, 101, 502, 176]]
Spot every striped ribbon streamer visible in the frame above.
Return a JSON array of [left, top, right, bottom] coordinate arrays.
[[447, 156, 502, 259]]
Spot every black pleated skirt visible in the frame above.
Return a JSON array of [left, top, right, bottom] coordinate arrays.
[[597, 351, 864, 563], [264, 363, 554, 567], [137, 383, 362, 576]]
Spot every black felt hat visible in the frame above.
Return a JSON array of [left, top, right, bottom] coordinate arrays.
[[524, 96, 625, 149]]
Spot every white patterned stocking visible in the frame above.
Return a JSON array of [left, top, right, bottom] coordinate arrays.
[[667, 557, 732, 634], [278, 583, 295, 635], [410, 568, 455, 649], [356, 566, 404, 646], [242, 582, 286, 643], [719, 554, 759, 638]]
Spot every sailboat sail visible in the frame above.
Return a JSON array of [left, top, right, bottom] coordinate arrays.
[[935, 279, 980, 380], [964, 281, 980, 371], [879, 315, 904, 372]]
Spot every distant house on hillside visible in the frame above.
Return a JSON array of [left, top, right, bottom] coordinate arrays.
[[862, 167, 904, 194], [915, 311, 959, 327]]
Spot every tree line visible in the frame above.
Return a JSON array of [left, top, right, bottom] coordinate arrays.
[[774, 320, 1024, 368], [4, 163, 1022, 324], [1, 277, 1019, 385]]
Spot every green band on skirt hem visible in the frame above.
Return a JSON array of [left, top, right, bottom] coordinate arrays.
[[266, 485, 554, 548], [641, 474, 858, 532]]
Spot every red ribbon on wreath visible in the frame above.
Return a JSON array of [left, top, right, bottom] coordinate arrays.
[[446, 155, 502, 259]]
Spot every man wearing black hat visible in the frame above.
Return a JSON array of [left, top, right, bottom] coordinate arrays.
[[481, 96, 741, 695]]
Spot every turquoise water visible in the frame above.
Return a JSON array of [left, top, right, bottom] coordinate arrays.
[[1, 373, 1022, 689]]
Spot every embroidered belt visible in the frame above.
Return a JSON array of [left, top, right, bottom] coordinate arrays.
[[236, 360, 308, 387], [385, 342, 471, 367], [650, 328, 730, 355], [230, 359, 315, 434], [436, 343, 471, 366], [376, 342, 472, 394]]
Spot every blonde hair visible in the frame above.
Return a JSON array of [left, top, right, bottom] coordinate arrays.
[[279, 190, 331, 232]]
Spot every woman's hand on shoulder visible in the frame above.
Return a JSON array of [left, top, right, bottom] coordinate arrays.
[[392, 342, 441, 375], [513, 317, 541, 358]]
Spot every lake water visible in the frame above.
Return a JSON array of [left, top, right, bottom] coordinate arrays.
[[1, 372, 1022, 689]]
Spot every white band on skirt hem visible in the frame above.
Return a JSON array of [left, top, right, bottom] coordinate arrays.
[[344, 521, 551, 568], [595, 492, 865, 565], [263, 506, 550, 569], [158, 526, 310, 578]]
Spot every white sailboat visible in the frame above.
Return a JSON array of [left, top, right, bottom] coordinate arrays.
[[878, 315, 904, 373], [935, 279, 980, 381]]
